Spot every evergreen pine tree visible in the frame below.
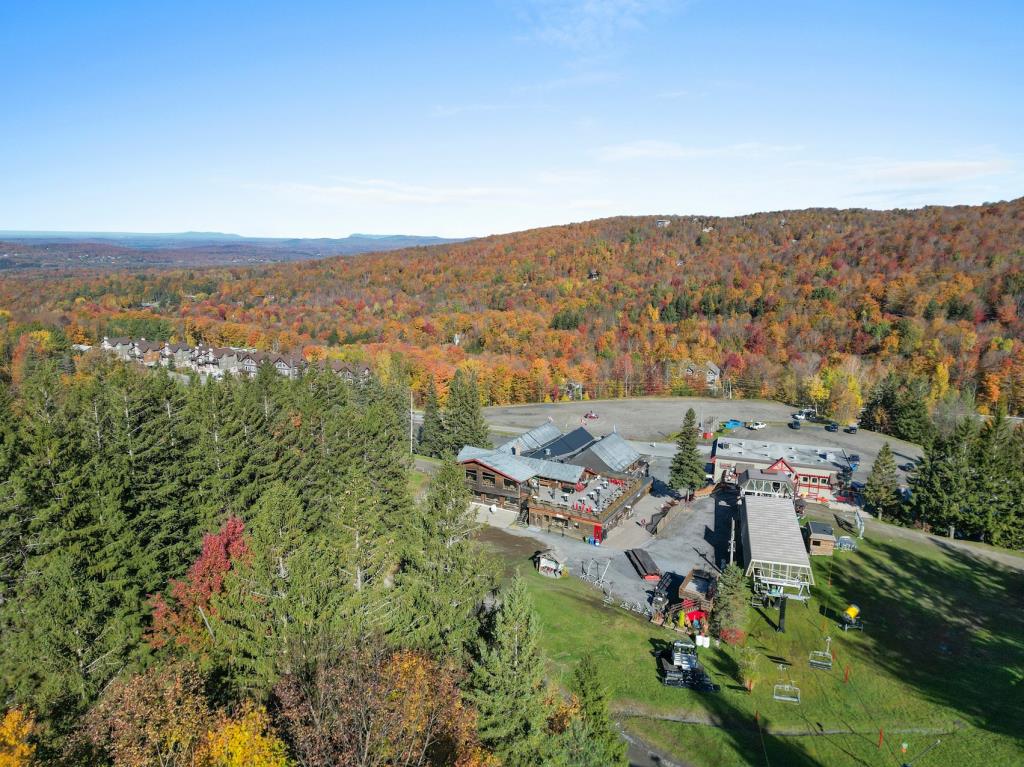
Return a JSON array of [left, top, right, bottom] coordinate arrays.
[[1000, 426, 1024, 550], [214, 481, 337, 691], [863, 442, 901, 521], [0, 362, 134, 729], [398, 460, 496, 657], [468, 574, 548, 766], [561, 654, 626, 766], [972, 412, 1013, 545], [893, 387, 934, 446], [669, 408, 705, 493], [911, 420, 975, 537], [419, 376, 445, 458], [710, 563, 749, 643], [442, 369, 491, 454], [0, 382, 27, 608]]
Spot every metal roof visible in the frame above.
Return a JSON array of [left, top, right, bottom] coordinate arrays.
[[739, 468, 794, 486], [515, 455, 584, 483], [741, 496, 812, 572], [807, 520, 835, 538], [458, 446, 583, 484], [524, 426, 594, 460], [715, 438, 844, 472], [457, 446, 494, 462], [497, 421, 563, 454], [459, 449, 535, 483], [576, 432, 642, 473]]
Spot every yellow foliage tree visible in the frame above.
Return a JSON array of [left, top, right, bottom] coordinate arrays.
[[201, 706, 289, 767], [0, 709, 36, 767]]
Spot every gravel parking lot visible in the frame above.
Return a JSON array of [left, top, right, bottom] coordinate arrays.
[[483, 397, 924, 485]]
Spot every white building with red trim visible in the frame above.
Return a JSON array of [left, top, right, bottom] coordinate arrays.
[[712, 438, 846, 502]]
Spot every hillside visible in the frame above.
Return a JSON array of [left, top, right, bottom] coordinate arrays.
[[2, 199, 1024, 415]]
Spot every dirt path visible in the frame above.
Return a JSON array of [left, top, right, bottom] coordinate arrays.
[[617, 708, 955, 737]]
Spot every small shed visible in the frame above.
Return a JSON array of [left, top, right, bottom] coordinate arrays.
[[534, 550, 566, 578], [804, 521, 836, 557]]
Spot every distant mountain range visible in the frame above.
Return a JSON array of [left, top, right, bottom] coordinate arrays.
[[0, 231, 464, 269]]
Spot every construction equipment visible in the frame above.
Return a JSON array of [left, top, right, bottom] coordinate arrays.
[[840, 603, 863, 632], [809, 636, 833, 670], [660, 640, 720, 692], [772, 664, 801, 703]]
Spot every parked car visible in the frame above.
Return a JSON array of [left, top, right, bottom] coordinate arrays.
[[792, 412, 806, 420], [789, 420, 801, 430], [825, 422, 839, 432], [899, 462, 916, 472], [722, 419, 744, 430], [746, 421, 767, 430], [844, 424, 859, 434], [849, 454, 861, 464]]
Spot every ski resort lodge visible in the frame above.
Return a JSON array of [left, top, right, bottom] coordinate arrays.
[[458, 423, 651, 542], [712, 438, 845, 502]]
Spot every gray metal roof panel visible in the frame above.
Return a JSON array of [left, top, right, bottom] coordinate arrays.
[[525, 426, 595, 459], [583, 432, 641, 473], [741, 496, 812, 570], [807, 521, 835, 537], [458, 447, 584, 484], [516, 456, 584, 483], [497, 422, 563, 453], [459, 449, 535, 483]]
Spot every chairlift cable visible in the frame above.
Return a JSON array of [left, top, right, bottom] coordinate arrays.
[[799, 606, 902, 765]]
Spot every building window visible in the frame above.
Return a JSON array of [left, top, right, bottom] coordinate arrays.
[[504, 478, 517, 490], [482, 472, 496, 487], [465, 469, 477, 482]]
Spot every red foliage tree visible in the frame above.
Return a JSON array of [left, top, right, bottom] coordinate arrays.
[[147, 516, 249, 653]]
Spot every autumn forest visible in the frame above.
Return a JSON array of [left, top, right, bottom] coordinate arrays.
[[3, 198, 1024, 423]]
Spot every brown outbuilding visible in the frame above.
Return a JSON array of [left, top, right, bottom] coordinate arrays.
[[804, 520, 836, 557]]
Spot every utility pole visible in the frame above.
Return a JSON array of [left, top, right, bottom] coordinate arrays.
[[409, 390, 414, 455]]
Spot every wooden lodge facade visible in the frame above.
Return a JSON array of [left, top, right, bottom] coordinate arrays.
[[458, 423, 651, 542]]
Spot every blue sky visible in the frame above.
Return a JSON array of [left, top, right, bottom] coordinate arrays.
[[1, 1, 1021, 238]]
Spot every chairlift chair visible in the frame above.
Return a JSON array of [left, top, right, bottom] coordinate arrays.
[[808, 637, 833, 671], [772, 665, 801, 704]]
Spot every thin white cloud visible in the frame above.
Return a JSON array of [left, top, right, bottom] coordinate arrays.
[[851, 158, 1013, 184], [519, 0, 674, 50], [515, 70, 621, 92], [258, 179, 527, 206], [596, 139, 803, 161]]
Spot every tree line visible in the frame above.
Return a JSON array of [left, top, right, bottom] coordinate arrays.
[[0, 353, 626, 765], [863, 414, 1024, 549]]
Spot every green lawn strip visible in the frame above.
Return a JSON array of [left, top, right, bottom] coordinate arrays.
[[409, 467, 433, 497], [627, 717, 1021, 767], [482, 527, 1024, 767]]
